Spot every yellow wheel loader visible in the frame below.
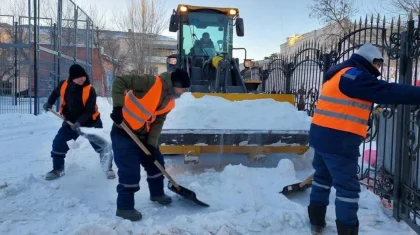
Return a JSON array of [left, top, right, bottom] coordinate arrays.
[[160, 4, 310, 167]]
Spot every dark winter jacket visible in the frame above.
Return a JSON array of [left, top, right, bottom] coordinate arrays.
[[47, 78, 102, 128], [111, 72, 174, 147], [309, 53, 420, 157]]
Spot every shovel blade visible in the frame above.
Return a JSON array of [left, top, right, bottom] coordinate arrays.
[[167, 182, 209, 207], [280, 182, 312, 195], [80, 132, 111, 148]]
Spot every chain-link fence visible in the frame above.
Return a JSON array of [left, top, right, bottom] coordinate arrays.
[[0, 0, 94, 115]]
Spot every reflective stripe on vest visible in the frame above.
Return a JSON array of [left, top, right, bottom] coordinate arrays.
[[122, 76, 175, 131], [59, 79, 100, 120], [311, 67, 372, 137]]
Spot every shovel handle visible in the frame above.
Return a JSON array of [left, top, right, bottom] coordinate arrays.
[[299, 173, 314, 188], [49, 109, 75, 127], [120, 122, 181, 190]]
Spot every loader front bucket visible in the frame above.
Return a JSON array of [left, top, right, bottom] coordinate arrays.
[[159, 129, 309, 165], [159, 92, 310, 166]]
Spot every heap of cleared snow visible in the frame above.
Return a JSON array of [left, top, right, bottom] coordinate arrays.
[[164, 93, 312, 130], [95, 93, 312, 131]]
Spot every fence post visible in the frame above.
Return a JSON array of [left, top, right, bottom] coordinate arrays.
[[393, 19, 414, 221], [321, 53, 332, 83], [53, 23, 59, 112], [73, 4, 78, 63], [33, 0, 39, 115], [13, 22, 18, 106], [55, 0, 63, 112], [259, 67, 266, 92], [285, 62, 293, 94]]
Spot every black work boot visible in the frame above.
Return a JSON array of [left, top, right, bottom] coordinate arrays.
[[308, 204, 327, 234], [150, 194, 172, 205], [336, 220, 359, 235], [45, 168, 65, 181], [116, 208, 142, 221], [45, 157, 65, 181]]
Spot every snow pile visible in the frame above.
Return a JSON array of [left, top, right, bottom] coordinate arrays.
[[0, 110, 416, 234], [93, 93, 312, 131], [163, 93, 312, 130], [83, 93, 311, 138]]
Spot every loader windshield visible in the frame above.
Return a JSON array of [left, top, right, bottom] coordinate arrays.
[[181, 11, 233, 57]]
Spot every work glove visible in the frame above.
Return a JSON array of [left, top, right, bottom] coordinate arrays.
[[142, 144, 158, 165], [110, 106, 123, 124], [71, 122, 81, 133], [43, 102, 52, 112]]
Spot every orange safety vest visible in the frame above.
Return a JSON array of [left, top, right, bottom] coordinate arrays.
[[59, 79, 100, 120], [311, 67, 373, 137], [122, 76, 175, 131]]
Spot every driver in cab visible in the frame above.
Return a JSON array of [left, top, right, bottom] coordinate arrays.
[[193, 32, 216, 56]]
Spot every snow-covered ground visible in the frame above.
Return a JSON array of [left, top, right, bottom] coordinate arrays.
[[0, 94, 416, 235]]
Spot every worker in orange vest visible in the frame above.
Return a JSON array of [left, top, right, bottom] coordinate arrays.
[[308, 42, 420, 235], [308, 43, 420, 235], [109, 68, 190, 221], [43, 64, 115, 181]]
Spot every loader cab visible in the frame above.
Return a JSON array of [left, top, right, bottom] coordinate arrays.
[[166, 4, 248, 93]]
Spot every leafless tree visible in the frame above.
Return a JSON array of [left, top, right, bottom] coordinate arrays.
[[79, 2, 111, 94], [102, 38, 129, 75], [267, 53, 280, 60], [383, 0, 420, 17], [78, 1, 131, 96], [111, 0, 169, 74], [308, 0, 357, 47]]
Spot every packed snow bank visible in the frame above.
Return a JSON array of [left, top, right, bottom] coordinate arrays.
[[82, 94, 311, 138], [164, 93, 312, 130], [0, 111, 416, 235], [93, 93, 312, 131]]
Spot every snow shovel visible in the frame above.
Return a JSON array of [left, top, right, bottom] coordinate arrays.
[[280, 173, 314, 195], [120, 122, 209, 207], [48, 109, 111, 151]]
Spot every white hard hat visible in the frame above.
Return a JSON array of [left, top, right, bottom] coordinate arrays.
[[355, 43, 384, 65]]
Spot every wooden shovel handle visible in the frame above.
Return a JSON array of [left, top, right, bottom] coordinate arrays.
[[299, 173, 314, 188], [120, 122, 180, 190], [49, 109, 74, 127]]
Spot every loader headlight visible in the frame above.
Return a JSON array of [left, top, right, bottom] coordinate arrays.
[[167, 57, 177, 65], [229, 9, 237, 15], [180, 5, 188, 12]]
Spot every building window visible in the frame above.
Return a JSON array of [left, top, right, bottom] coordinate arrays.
[[153, 48, 176, 57], [148, 67, 158, 75]]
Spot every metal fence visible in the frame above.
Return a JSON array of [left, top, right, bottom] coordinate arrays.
[[243, 14, 420, 233], [0, 0, 94, 115]]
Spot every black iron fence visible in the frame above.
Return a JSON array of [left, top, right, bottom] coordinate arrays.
[[243, 14, 420, 233], [0, 0, 94, 115]]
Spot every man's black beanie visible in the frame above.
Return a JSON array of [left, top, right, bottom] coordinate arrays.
[[171, 68, 190, 88], [69, 64, 88, 80]]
